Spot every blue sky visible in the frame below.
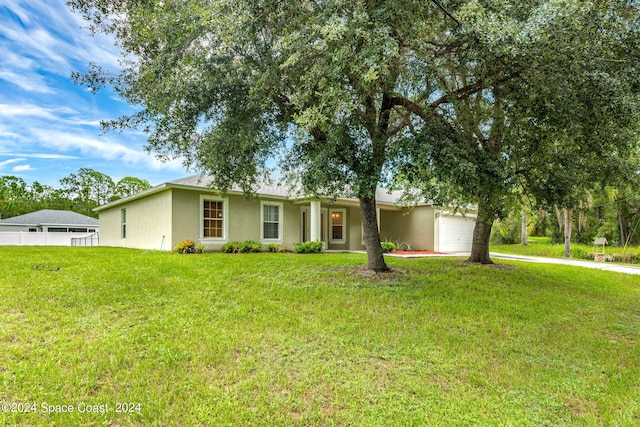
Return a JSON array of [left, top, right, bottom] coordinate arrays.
[[0, 0, 189, 187]]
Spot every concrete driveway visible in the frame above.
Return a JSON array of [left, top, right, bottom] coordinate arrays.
[[490, 252, 640, 276]]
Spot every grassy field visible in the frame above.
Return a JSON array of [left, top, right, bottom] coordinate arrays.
[[1, 247, 639, 426]]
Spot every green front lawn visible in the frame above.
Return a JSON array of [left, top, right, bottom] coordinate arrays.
[[1, 247, 639, 426]]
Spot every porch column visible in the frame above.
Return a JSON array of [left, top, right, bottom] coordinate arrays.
[[310, 200, 321, 241]]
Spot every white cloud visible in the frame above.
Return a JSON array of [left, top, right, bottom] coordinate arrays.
[[0, 103, 61, 120], [0, 102, 172, 170], [0, 70, 54, 94], [1, 0, 31, 25], [0, 103, 102, 127], [0, 0, 122, 83], [1, 50, 37, 70], [0, 158, 26, 170], [0, 129, 22, 139], [30, 128, 183, 171], [6, 153, 79, 160], [0, 1, 188, 185], [12, 164, 35, 172]]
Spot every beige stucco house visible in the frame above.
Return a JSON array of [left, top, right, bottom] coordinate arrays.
[[95, 175, 476, 252]]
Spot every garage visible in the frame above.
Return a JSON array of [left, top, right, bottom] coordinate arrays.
[[436, 213, 476, 252]]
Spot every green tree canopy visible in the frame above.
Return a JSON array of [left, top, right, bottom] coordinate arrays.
[[0, 176, 31, 218], [60, 167, 116, 215], [0, 170, 152, 219], [396, 0, 640, 262], [114, 176, 152, 200], [69, 0, 640, 267]]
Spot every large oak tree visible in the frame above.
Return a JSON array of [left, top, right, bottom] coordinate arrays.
[[69, 0, 639, 268], [398, 0, 640, 263]]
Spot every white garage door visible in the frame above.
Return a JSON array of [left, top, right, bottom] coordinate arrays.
[[438, 214, 476, 252]]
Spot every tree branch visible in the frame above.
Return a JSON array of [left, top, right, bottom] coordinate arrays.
[[428, 68, 521, 110], [430, 0, 461, 27], [389, 95, 428, 121], [387, 106, 414, 136], [378, 92, 394, 137]]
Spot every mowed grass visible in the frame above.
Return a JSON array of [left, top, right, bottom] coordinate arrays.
[[1, 247, 639, 426]]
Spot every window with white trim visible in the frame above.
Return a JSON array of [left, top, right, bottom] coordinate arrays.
[[121, 208, 127, 239], [261, 201, 283, 242], [329, 209, 346, 243], [201, 196, 228, 240]]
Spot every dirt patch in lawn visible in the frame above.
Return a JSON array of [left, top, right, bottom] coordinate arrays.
[[461, 260, 516, 270], [391, 250, 444, 255], [349, 265, 408, 282], [32, 264, 62, 271]]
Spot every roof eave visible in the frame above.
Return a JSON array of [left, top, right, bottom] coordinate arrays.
[[94, 183, 170, 212], [93, 178, 435, 211], [95, 182, 298, 212]]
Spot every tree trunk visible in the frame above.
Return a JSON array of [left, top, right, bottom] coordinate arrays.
[[563, 208, 571, 258], [360, 195, 389, 272], [618, 210, 626, 247], [468, 198, 495, 264], [521, 207, 528, 246]]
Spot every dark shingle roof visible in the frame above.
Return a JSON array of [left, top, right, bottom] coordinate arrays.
[[169, 175, 291, 198], [96, 175, 430, 211], [169, 175, 418, 205], [0, 210, 99, 226]]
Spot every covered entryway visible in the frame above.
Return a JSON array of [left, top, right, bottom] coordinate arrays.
[[299, 200, 355, 250], [300, 205, 328, 244]]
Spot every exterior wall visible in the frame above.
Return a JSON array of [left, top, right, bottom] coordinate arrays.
[[326, 205, 437, 251], [169, 195, 369, 251], [0, 225, 31, 232], [379, 206, 435, 250], [227, 196, 261, 243], [97, 184, 447, 253], [347, 206, 365, 251], [99, 190, 172, 250], [281, 202, 300, 250], [329, 205, 438, 251], [170, 189, 202, 248], [171, 189, 301, 251]]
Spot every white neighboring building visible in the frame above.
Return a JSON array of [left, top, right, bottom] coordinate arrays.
[[0, 210, 99, 246], [0, 209, 99, 232]]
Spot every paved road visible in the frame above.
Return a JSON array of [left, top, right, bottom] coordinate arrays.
[[490, 252, 640, 276]]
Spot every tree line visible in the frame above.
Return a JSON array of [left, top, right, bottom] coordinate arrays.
[[495, 180, 640, 250], [69, 0, 640, 269], [0, 168, 151, 219]]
